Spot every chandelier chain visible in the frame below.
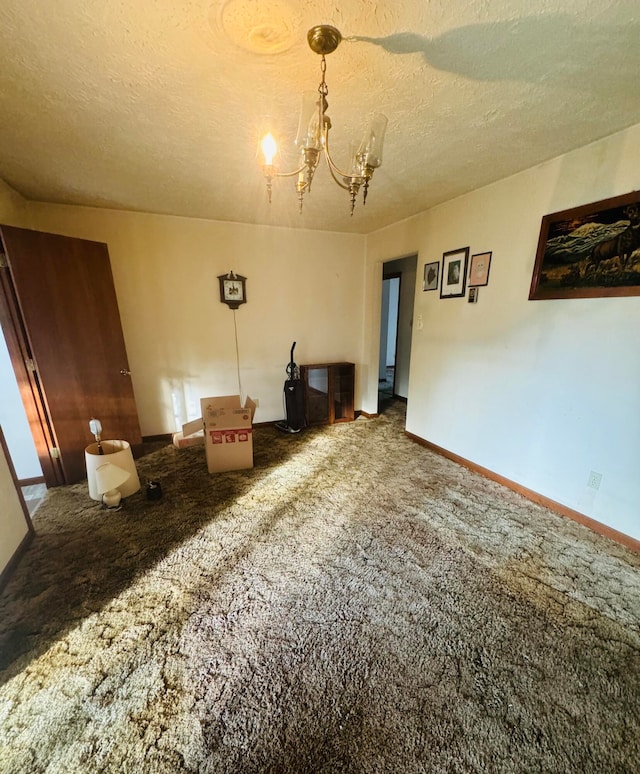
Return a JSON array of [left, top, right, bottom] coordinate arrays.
[[319, 56, 328, 100]]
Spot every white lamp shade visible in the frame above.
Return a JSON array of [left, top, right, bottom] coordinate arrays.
[[94, 462, 130, 495], [85, 440, 141, 501]]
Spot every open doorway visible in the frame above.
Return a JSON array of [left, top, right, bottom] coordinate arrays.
[[0, 330, 46, 514], [378, 255, 417, 413], [379, 274, 400, 408]]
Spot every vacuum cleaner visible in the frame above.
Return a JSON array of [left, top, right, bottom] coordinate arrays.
[[275, 341, 306, 433]]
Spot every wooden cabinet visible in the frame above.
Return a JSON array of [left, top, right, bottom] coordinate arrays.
[[301, 362, 355, 425]]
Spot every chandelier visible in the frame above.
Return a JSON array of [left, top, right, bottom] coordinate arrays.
[[259, 25, 388, 216]]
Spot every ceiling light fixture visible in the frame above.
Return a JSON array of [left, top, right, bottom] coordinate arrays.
[[260, 25, 388, 216]]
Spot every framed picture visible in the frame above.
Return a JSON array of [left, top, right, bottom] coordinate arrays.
[[440, 247, 469, 299], [529, 191, 640, 300], [468, 251, 492, 286], [468, 287, 478, 303], [423, 261, 439, 291]]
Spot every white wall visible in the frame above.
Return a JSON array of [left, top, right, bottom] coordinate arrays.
[[0, 431, 30, 573], [27, 204, 366, 434], [364, 123, 640, 541]]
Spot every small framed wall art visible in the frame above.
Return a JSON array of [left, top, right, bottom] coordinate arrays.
[[468, 251, 492, 287], [423, 261, 440, 291], [440, 247, 469, 299]]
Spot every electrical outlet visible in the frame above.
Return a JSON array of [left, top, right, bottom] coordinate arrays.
[[587, 470, 602, 490], [416, 314, 424, 330]]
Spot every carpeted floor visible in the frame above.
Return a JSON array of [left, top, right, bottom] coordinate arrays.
[[0, 401, 639, 773]]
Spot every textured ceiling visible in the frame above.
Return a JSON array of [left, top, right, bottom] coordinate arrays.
[[0, 0, 638, 234]]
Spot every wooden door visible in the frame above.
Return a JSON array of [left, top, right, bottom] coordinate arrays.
[[0, 226, 142, 485]]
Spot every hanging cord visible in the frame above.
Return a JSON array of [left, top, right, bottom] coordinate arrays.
[[232, 309, 244, 405]]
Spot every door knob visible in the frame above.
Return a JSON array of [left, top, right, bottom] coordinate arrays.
[[120, 369, 131, 376]]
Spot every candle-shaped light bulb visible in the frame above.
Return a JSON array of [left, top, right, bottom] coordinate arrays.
[[89, 417, 104, 454], [261, 133, 278, 165]]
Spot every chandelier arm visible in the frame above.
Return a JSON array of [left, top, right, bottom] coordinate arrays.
[[273, 162, 308, 179], [323, 128, 365, 183], [323, 153, 351, 191]]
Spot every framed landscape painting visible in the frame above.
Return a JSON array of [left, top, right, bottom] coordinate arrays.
[[529, 191, 640, 300]]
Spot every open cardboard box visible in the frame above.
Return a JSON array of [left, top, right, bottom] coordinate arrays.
[[178, 395, 256, 473]]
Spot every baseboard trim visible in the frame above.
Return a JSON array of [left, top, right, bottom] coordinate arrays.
[[405, 431, 639, 553], [142, 433, 172, 443], [0, 530, 34, 594], [360, 411, 380, 419]]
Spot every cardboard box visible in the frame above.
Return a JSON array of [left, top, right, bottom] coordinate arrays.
[[172, 428, 204, 449], [200, 395, 256, 473]]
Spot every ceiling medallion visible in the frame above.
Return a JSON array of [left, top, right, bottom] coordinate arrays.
[[219, 0, 300, 54]]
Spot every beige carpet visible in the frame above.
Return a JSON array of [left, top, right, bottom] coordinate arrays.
[[0, 401, 638, 773]]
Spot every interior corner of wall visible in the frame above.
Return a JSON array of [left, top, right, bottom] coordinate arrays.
[[0, 178, 32, 228]]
